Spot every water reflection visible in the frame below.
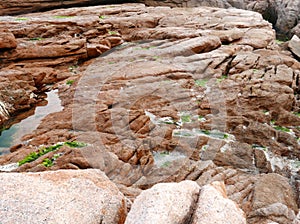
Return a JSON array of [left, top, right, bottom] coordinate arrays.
[[0, 90, 63, 155]]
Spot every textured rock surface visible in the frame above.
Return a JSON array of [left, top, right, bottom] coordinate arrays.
[[0, 169, 127, 224], [0, 0, 129, 15], [289, 35, 300, 59], [0, 28, 17, 49], [0, 3, 300, 224], [1, 0, 300, 38], [192, 181, 246, 224], [125, 180, 200, 224], [138, 0, 300, 39], [249, 173, 298, 223]]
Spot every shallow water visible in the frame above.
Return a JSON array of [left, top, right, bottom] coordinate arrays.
[[0, 90, 63, 155]]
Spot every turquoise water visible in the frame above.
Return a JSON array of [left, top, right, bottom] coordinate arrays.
[[0, 90, 63, 155]]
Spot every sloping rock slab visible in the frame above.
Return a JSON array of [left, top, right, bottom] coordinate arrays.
[[0, 169, 127, 224]]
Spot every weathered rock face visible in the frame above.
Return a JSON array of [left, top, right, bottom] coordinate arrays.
[[125, 180, 200, 224], [126, 180, 246, 224], [0, 169, 127, 224], [0, 0, 129, 15], [0, 3, 300, 224], [138, 0, 300, 39], [192, 181, 246, 224], [1, 0, 300, 39]]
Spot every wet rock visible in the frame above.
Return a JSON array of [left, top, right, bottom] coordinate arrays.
[[0, 169, 127, 224], [125, 180, 200, 224], [192, 181, 246, 224]]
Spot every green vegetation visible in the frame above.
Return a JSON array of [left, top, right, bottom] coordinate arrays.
[[181, 114, 191, 123], [252, 144, 268, 152], [42, 153, 61, 167], [275, 39, 284, 44], [216, 75, 227, 83], [198, 115, 206, 122], [16, 17, 28, 21], [69, 65, 78, 74], [66, 80, 75, 86], [29, 37, 44, 41], [293, 112, 300, 117], [160, 151, 170, 156], [196, 129, 229, 139], [195, 79, 208, 87], [108, 30, 119, 35], [263, 110, 269, 115], [173, 130, 193, 137], [99, 15, 106, 19], [42, 158, 53, 167], [273, 125, 290, 132], [64, 141, 87, 148], [18, 141, 87, 166], [162, 161, 171, 167], [53, 15, 74, 19]]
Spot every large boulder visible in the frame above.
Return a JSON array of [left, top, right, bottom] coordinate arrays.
[[192, 181, 246, 224], [125, 180, 200, 224], [125, 180, 246, 223], [0, 169, 128, 224]]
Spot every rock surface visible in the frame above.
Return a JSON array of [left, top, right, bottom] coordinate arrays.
[[0, 169, 127, 224], [139, 0, 300, 39], [289, 35, 300, 59], [0, 3, 300, 224], [192, 181, 246, 224], [0, 0, 128, 15], [125, 180, 200, 224]]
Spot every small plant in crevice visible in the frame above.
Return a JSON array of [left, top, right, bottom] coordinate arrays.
[[216, 75, 227, 83], [293, 112, 300, 117], [99, 15, 106, 19], [16, 17, 28, 21], [42, 158, 53, 167], [195, 79, 208, 87], [29, 37, 44, 41], [108, 30, 119, 35], [18, 141, 87, 166], [159, 151, 170, 156], [275, 39, 285, 44], [69, 65, 79, 74], [180, 114, 191, 123], [273, 125, 291, 133], [42, 153, 62, 167], [252, 144, 268, 152], [66, 80, 75, 86], [162, 161, 171, 167]]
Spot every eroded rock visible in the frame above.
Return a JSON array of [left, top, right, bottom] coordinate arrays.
[[0, 4, 300, 224]]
